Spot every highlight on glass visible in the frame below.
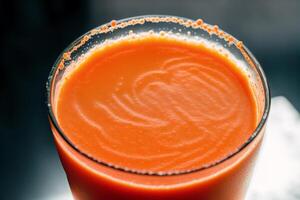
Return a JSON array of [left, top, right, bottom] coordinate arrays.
[[47, 15, 270, 200]]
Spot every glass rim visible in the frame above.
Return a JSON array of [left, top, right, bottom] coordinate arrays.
[[46, 15, 271, 177]]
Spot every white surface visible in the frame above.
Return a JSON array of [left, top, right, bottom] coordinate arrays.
[[43, 96, 300, 200], [246, 96, 300, 200]]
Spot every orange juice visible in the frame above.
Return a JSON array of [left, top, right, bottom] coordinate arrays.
[[49, 16, 269, 200]]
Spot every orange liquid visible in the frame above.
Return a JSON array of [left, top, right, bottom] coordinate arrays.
[[52, 34, 261, 200]]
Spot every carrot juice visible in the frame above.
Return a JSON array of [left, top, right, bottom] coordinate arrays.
[[47, 16, 270, 200]]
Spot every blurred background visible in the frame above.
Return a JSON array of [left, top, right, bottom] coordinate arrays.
[[1, 0, 300, 199]]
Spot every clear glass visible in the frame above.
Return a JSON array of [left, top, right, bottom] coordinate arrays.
[[47, 15, 270, 200]]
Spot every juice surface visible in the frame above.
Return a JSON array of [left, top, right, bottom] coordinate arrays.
[[56, 34, 257, 174]]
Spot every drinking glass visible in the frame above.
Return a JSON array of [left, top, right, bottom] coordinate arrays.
[[47, 15, 270, 200]]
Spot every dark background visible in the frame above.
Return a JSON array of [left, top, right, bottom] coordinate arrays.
[[1, 0, 300, 199]]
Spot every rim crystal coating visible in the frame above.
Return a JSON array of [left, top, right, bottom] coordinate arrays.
[[46, 15, 271, 176]]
